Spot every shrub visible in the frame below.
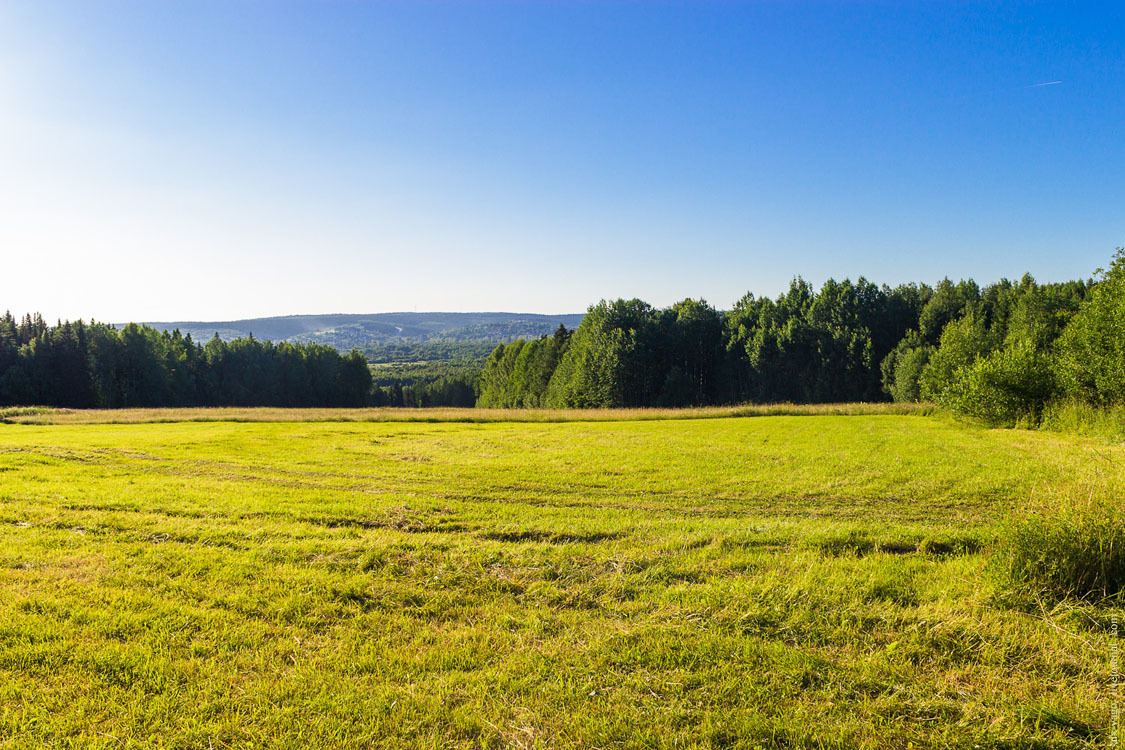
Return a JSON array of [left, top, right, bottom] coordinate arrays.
[[993, 485, 1125, 604], [941, 341, 1057, 426]]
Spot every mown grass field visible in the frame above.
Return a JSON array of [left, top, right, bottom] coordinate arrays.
[[0, 410, 1118, 748]]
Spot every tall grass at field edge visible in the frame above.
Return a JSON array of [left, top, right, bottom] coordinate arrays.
[[0, 402, 935, 425], [1040, 399, 1125, 442], [992, 483, 1125, 605], [0, 406, 55, 421]]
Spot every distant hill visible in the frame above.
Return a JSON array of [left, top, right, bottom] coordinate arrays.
[[139, 312, 584, 351]]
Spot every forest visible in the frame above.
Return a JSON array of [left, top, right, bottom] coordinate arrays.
[[478, 248, 1124, 425], [0, 321, 372, 408], [4, 248, 1122, 422]]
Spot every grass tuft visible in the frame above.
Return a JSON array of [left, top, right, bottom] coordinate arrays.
[[993, 484, 1125, 604], [918, 533, 987, 556]]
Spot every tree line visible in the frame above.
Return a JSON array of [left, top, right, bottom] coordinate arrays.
[[0, 317, 372, 408], [5, 247, 1121, 419], [477, 284, 936, 408], [479, 248, 1124, 425]]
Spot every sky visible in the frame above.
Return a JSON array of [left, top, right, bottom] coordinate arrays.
[[1, 1, 1122, 322]]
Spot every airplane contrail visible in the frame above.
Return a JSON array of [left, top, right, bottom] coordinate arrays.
[[1024, 81, 1062, 88]]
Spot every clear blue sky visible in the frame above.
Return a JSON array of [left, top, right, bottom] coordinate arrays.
[[1, 1, 1122, 321]]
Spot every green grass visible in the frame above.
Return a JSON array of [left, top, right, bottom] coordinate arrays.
[[993, 482, 1125, 604], [1042, 399, 1125, 442], [0, 412, 1117, 748]]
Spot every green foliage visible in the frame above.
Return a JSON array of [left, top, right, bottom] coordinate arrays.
[[918, 311, 997, 403], [1002, 276, 1088, 352], [545, 300, 655, 408], [940, 341, 1058, 426], [546, 321, 635, 407], [916, 273, 1089, 423], [477, 341, 525, 408], [535, 298, 726, 409], [918, 278, 980, 344], [392, 375, 477, 407], [727, 278, 916, 404], [0, 315, 372, 408], [471, 255, 1103, 413], [364, 340, 498, 364], [1055, 248, 1125, 405], [659, 299, 726, 406], [370, 360, 480, 407], [476, 329, 572, 409], [993, 485, 1125, 603], [880, 331, 933, 403]]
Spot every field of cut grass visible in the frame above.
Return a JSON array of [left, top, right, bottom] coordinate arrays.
[[0, 411, 1118, 748]]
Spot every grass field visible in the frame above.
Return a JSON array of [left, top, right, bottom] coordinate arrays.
[[0, 410, 1118, 748]]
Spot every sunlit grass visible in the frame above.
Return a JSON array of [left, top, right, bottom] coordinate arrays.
[[993, 481, 1125, 604], [0, 412, 1113, 748]]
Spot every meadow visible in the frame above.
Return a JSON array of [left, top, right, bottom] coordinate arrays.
[[0, 408, 1117, 748]]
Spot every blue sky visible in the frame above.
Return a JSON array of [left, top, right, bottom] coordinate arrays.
[[1, 1, 1122, 321]]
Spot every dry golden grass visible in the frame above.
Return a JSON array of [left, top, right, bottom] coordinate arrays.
[[0, 401, 934, 425]]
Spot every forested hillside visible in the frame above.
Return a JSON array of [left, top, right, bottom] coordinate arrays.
[[139, 312, 584, 350]]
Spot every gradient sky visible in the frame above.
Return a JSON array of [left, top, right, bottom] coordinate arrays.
[[1, 1, 1122, 322]]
